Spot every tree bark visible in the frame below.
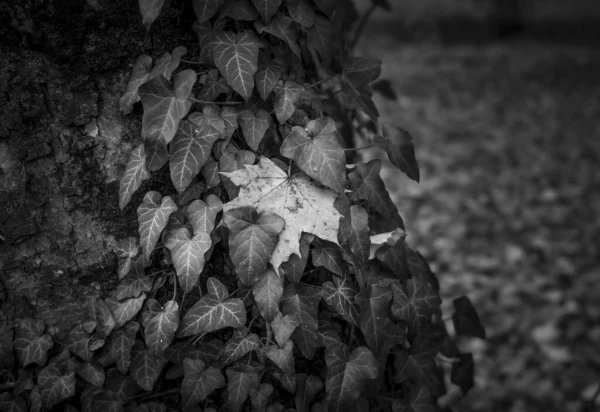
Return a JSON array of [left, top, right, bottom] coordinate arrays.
[[0, 0, 194, 334]]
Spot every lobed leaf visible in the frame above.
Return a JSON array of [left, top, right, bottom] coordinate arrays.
[[145, 300, 179, 357], [226, 365, 259, 412], [130, 344, 167, 391], [13, 318, 54, 367], [391, 280, 441, 333], [322, 275, 360, 327], [106, 293, 147, 330], [64, 324, 93, 362], [266, 340, 295, 374], [164, 228, 212, 293], [211, 31, 262, 101], [281, 117, 346, 193], [221, 328, 261, 366], [38, 364, 76, 408], [137, 191, 178, 259], [181, 359, 226, 409]]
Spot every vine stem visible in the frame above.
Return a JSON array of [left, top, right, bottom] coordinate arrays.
[[350, 3, 377, 51], [181, 59, 204, 65], [344, 144, 376, 152], [192, 332, 207, 346], [308, 74, 338, 89], [188, 97, 244, 105]]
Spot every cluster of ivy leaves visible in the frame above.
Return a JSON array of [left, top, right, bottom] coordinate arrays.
[[0, 0, 487, 411]]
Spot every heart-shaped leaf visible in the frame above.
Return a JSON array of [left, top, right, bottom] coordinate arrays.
[[139, 70, 196, 146], [119, 144, 151, 210], [221, 328, 261, 366], [198, 69, 231, 101], [280, 283, 320, 359], [13, 318, 53, 368], [64, 324, 93, 362], [391, 280, 441, 333], [251, 0, 282, 23], [179, 277, 246, 336], [255, 13, 300, 57], [115, 273, 153, 300], [108, 321, 139, 374], [192, 0, 224, 23], [165, 228, 212, 293], [349, 160, 403, 228], [189, 106, 227, 138], [150, 46, 187, 81], [325, 343, 378, 412], [145, 300, 179, 357], [281, 117, 346, 193], [76, 362, 105, 387], [286, 0, 315, 28], [130, 344, 167, 391], [273, 81, 304, 124], [169, 121, 221, 193], [252, 268, 283, 322], [187, 194, 223, 235], [238, 109, 272, 151], [266, 339, 294, 374], [137, 191, 178, 259], [38, 364, 76, 408], [227, 365, 259, 412], [113, 237, 142, 279], [139, 0, 165, 31], [375, 123, 420, 182], [202, 157, 221, 188], [106, 293, 147, 330], [255, 63, 282, 100], [120, 55, 152, 114], [322, 275, 360, 327], [224, 207, 285, 286], [211, 31, 262, 100], [222, 157, 342, 274], [271, 312, 299, 348], [452, 296, 485, 339], [182, 359, 226, 408]]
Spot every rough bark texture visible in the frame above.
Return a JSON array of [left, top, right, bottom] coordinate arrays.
[[0, 0, 195, 335]]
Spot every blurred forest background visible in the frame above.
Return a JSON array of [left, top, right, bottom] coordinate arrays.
[[353, 0, 600, 411]]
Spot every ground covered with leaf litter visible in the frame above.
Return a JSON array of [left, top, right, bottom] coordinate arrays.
[[357, 34, 600, 412]]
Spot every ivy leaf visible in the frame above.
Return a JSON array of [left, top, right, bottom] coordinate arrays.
[[105, 368, 141, 400], [13, 318, 54, 367], [189, 106, 227, 138], [145, 300, 179, 357], [311, 239, 347, 276], [64, 324, 93, 362], [407, 248, 440, 292], [198, 69, 231, 101], [192, 0, 224, 23], [273, 81, 304, 124], [394, 351, 440, 395], [221, 106, 239, 137], [119, 144, 150, 210], [307, 14, 333, 65], [348, 205, 371, 266], [137, 191, 178, 259], [295, 374, 323, 412], [452, 296, 485, 339], [223, 207, 285, 286], [349, 159, 403, 227], [182, 359, 226, 409], [179, 277, 246, 336], [211, 31, 262, 100], [130, 344, 167, 391], [270, 311, 299, 348], [392, 385, 436, 412], [391, 280, 441, 333], [165, 228, 212, 292], [139, 70, 196, 146], [203, 157, 221, 188], [145, 136, 169, 172], [139, 0, 165, 31], [227, 365, 259, 412], [0, 392, 26, 412], [170, 121, 221, 193], [255, 13, 300, 58], [187, 194, 223, 235], [93, 298, 116, 339], [341, 57, 382, 93], [280, 233, 312, 283], [120, 56, 152, 114], [281, 117, 346, 193], [266, 340, 295, 374], [150, 46, 187, 81], [220, 0, 259, 20], [281, 283, 321, 359], [251, 0, 282, 23], [255, 63, 282, 100], [322, 275, 360, 327], [221, 328, 261, 366], [273, 370, 296, 392], [222, 157, 342, 273], [286, 0, 315, 28], [220, 149, 256, 198], [76, 362, 105, 387], [374, 123, 420, 182], [113, 237, 142, 279], [109, 321, 139, 374], [252, 268, 283, 322], [356, 284, 393, 355], [176, 181, 206, 207], [106, 293, 147, 330], [38, 364, 76, 408], [0, 325, 14, 370], [250, 383, 274, 411], [115, 273, 153, 300], [238, 109, 272, 151], [166, 340, 223, 366], [325, 343, 378, 412]]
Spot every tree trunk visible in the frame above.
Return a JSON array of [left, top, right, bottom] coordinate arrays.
[[0, 0, 194, 334]]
